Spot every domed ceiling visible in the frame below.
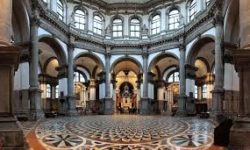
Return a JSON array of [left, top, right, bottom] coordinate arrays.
[[100, 0, 151, 4]]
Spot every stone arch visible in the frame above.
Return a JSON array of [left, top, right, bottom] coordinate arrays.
[[110, 56, 143, 75], [74, 52, 104, 78], [74, 52, 104, 69], [38, 35, 67, 67], [196, 57, 211, 73], [186, 36, 215, 66], [148, 52, 179, 70], [12, 0, 30, 43], [224, 0, 239, 43], [75, 65, 91, 81]]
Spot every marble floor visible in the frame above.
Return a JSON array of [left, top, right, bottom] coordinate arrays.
[[27, 115, 216, 150]]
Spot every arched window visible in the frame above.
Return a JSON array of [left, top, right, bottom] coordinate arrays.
[[202, 84, 207, 99], [43, 0, 48, 3], [169, 9, 180, 30], [93, 15, 103, 35], [189, 0, 197, 21], [74, 72, 85, 83], [130, 18, 140, 37], [206, 0, 211, 7], [167, 72, 179, 83], [55, 85, 59, 98], [151, 14, 160, 35], [74, 10, 85, 30], [56, 0, 64, 20], [46, 84, 51, 98], [112, 18, 123, 37]]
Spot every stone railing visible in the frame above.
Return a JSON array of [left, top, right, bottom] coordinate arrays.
[[35, 0, 216, 49]]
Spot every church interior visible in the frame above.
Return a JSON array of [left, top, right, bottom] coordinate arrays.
[[0, 0, 250, 149]]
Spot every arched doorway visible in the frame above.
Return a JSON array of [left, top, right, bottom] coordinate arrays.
[[111, 57, 142, 114], [74, 53, 104, 114], [187, 37, 215, 113], [116, 71, 138, 114], [148, 53, 179, 114]]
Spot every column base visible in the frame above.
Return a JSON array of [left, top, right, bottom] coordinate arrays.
[[29, 109, 44, 121], [67, 109, 79, 116], [103, 98, 113, 115], [229, 117, 250, 149], [140, 98, 151, 115], [0, 116, 26, 149], [29, 87, 44, 121], [212, 88, 225, 116], [66, 96, 79, 116], [176, 96, 187, 116]]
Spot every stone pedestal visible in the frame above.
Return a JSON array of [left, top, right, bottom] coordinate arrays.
[[29, 87, 44, 120], [0, 117, 25, 149], [230, 49, 250, 147], [230, 118, 250, 149], [140, 98, 150, 115], [176, 96, 187, 116], [211, 88, 224, 116], [67, 96, 78, 116], [103, 98, 113, 115], [0, 47, 25, 149]]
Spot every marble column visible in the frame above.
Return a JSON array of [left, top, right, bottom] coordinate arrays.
[[141, 49, 150, 114], [104, 48, 113, 114], [143, 53, 148, 98], [177, 44, 187, 115], [0, 0, 25, 148], [212, 4, 224, 115], [136, 74, 142, 112], [29, 13, 43, 120], [67, 43, 77, 115], [111, 73, 117, 113]]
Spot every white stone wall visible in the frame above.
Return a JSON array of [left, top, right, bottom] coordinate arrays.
[[224, 63, 239, 91], [14, 62, 30, 90]]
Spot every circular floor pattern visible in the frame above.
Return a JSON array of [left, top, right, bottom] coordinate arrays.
[[41, 134, 85, 149], [168, 134, 213, 150], [65, 115, 188, 144]]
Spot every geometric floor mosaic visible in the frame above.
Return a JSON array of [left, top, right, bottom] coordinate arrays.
[[35, 115, 215, 150]]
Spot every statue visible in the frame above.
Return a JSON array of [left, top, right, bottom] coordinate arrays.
[[105, 24, 112, 35], [141, 24, 149, 35]]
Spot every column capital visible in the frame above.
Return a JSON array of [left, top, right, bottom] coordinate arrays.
[[31, 9, 41, 26], [178, 44, 186, 51], [156, 80, 166, 88], [67, 43, 75, 50], [142, 52, 148, 58], [56, 65, 68, 79], [213, 0, 224, 26], [185, 64, 197, 79]]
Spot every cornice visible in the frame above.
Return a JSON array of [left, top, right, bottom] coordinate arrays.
[[73, 0, 185, 12], [34, 0, 216, 54]]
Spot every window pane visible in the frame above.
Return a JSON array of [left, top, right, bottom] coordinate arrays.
[[93, 15, 103, 35], [151, 15, 160, 35], [169, 9, 179, 30], [189, 0, 197, 21], [57, 0, 64, 20], [74, 10, 85, 30]]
